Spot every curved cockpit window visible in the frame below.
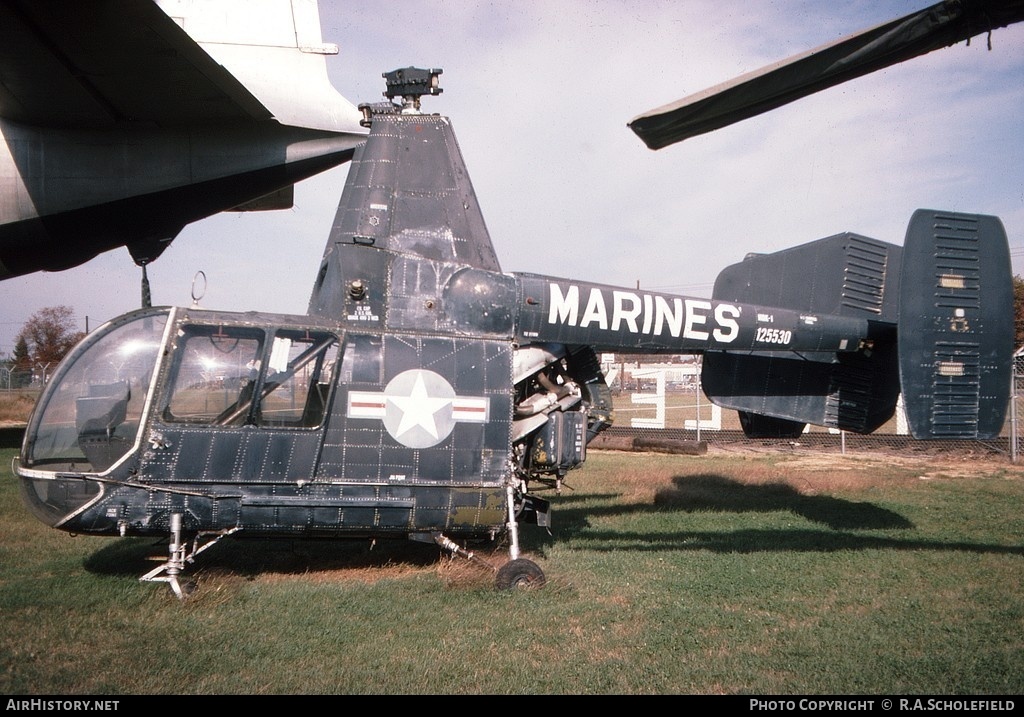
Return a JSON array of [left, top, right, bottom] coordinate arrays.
[[24, 310, 169, 473]]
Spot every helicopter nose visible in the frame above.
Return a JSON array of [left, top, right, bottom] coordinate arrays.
[[17, 474, 102, 528]]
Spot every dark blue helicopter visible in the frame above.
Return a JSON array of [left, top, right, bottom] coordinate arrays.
[[14, 66, 1013, 598]]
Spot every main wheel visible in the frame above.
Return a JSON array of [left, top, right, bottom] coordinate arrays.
[[495, 558, 546, 590]]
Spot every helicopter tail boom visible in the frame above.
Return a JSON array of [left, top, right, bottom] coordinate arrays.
[[703, 209, 1013, 439]]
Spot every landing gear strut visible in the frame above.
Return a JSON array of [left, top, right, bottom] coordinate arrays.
[[430, 480, 546, 591], [139, 513, 239, 599]]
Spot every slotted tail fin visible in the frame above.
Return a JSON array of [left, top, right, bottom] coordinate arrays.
[[897, 210, 1013, 439], [702, 210, 1013, 439], [702, 232, 903, 436]]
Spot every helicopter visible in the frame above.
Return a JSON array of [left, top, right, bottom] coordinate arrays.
[[13, 65, 1013, 598]]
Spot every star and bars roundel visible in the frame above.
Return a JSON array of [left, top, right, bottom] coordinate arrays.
[[347, 369, 490, 448]]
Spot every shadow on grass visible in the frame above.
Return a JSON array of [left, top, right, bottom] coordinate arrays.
[[654, 473, 914, 530], [529, 473, 1024, 557], [561, 526, 1024, 556], [538, 475, 912, 529], [532, 472, 912, 534], [82, 534, 454, 580], [80, 472, 1021, 585]]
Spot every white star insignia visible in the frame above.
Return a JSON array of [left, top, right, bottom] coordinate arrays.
[[347, 369, 489, 448], [387, 371, 453, 440]]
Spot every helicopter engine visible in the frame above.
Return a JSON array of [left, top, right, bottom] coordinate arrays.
[[511, 344, 613, 492]]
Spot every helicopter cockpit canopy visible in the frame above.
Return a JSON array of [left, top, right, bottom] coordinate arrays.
[[21, 308, 169, 477], [17, 309, 168, 528]]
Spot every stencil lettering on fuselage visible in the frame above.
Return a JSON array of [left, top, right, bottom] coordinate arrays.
[[547, 283, 741, 343]]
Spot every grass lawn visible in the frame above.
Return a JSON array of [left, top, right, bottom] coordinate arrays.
[[1, 446, 1022, 695]]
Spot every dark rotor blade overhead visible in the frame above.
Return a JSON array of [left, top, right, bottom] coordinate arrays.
[[628, 0, 1024, 150]]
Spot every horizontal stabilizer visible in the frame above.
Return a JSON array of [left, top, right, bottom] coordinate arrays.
[[702, 342, 900, 435], [737, 412, 806, 440]]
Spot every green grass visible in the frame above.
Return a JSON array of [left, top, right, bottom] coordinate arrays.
[[1, 448, 1022, 695]]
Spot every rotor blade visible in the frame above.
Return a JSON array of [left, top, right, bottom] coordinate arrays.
[[628, 0, 1024, 150]]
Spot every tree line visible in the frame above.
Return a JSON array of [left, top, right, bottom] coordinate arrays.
[[4, 306, 85, 386]]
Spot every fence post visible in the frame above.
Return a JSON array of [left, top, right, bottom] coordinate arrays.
[[1012, 355, 1019, 463], [695, 374, 701, 443]]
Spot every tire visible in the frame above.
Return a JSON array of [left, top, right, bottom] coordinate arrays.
[[495, 558, 546, 590]]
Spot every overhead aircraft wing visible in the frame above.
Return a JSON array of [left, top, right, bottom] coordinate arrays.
[[628, 0, 1024, 150], [0, 0, 272, 128], [0, 0, 366, 280]]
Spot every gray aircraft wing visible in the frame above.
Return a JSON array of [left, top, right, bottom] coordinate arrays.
[[0, 0, 365, 279], [628, 0, 1024, 150], [0, 0, 272, 128]]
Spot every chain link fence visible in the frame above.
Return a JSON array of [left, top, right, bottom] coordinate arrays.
[[1, 369, 30, 390], [3, 358, 1022, 461], [596, 354, 1023, 462]]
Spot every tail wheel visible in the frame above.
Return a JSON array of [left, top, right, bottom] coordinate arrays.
[[495, 558, 546, 590]]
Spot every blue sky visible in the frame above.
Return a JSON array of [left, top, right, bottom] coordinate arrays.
[[2, 0, 1022, 356]]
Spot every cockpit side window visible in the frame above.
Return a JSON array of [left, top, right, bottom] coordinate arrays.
[[257, 331, 338, 428], [163, 326, 265, 425], [162, 325, 338, 429]]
